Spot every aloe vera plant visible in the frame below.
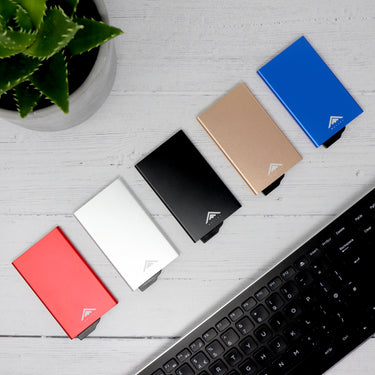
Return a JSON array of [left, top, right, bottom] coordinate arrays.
[[0, 0, 123, 118]]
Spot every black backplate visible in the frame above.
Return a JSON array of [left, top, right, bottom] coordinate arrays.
[[135, 130, 241, 242]]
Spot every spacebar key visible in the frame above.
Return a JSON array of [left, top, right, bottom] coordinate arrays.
[[176, 363, 195, 375]]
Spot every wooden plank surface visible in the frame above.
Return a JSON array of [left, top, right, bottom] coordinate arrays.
[[0, 0, 374, 374]]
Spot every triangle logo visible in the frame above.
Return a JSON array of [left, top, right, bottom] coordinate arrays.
[[143, 260, 158, 272], [268, 163, 283, 176], [81, 308, 96, 321], [328, 116, 343, 129], [206, 211, 221, 224]]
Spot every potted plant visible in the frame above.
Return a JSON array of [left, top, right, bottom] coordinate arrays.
[[0, 0, 123, 131]]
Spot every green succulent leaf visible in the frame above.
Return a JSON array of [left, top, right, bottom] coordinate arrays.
[[68, 17, 123, 56], [0, 0, 18, 25], [29, 52, 69, 113], [15, 4, 34, 31], [14, 0, 46, 28], [0, 29, 36, 58], [63, 0, 79, 15], [0, 15, 5, 30], [24, 8, 82, 59], [0, 54, 40, 95], [14, 81, 42, 118]]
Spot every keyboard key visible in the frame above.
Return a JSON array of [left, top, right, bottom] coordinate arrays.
[[206, 340, 224, 359], [284, 302, 302, 319], [304, 333, 319, 349], [280, 281, 299, 300], [175, 364, 194, 375], [319, 278, 333, 293], [271, 354, 290, 372], [255, 287, 270, 301], [301, 289, 317, 307], [163, 358, 178, 372], [287, 344, 305, 361], [254, 347, 273, 365], [295, 270, 314, 287], [333, 224, 348, 238], [265, 293, 284, 312], [238, 359, 257, 374], [216, 318, 230, 332], [221, 328, 240, 347], [281, 266, 296, 280], [203, 328, 217, 343], [228, 372, 240, 375], [352, 211, 366, 225], [269, 313, 287, 330], [229, 307, 244, 322], [191, 352, 210, 371], [239, 336, 258, 355], [320, 234, 334, 249], [190, 338, 204, 352], [224, 348, 243, 367], [311, 258, 329, 276], [307, 246, 322, 259], [269, 336, 287, 354], [242, 297, 257, 311], [152, 370, 165, 375], [254, 325, 273, 343], [295, 256, 309, 270], [337, 237, 357, 255], [209, 359, 228, 375], [250, 305, 269, 323], [300, 313, 316, 329], [268, 277, 282, 291], [284, 325, 302, 341], [362, 224, 374, 240], [236, 317, 254, 335], [177, 349, 191, 363]]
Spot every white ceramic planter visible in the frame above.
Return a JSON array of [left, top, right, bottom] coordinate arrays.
[[0, 0, 117, 132]]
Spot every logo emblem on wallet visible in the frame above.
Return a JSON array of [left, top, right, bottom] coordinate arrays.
[[328, 116, 343, 129], [81, 308, 96, 321], [206, 211, 221, 224], [268, 163, 283, 175], [144, 260, 158, 272]]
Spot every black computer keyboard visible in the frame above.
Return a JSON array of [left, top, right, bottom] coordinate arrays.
[[137, 187, 375, 375]]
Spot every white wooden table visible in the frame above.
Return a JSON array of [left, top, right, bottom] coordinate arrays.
[[1, 1, 374, 374]]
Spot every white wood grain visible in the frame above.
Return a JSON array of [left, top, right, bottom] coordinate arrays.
[[0, 0, 374, 374]]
